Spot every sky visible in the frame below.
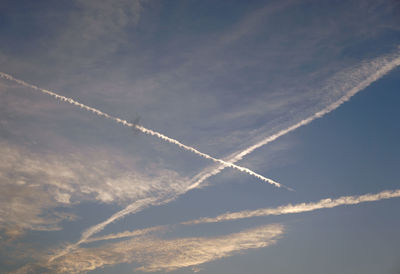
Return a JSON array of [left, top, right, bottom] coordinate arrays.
[[0, 0, 400, 273]]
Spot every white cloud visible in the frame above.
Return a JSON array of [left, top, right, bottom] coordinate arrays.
[[49, 0, 144, 65], [49, 46, 400, 259], [0, 141, 188, 237], [186, 49, 400, 191], [44, 224, 284, 273], [1, 71, 282, 189]]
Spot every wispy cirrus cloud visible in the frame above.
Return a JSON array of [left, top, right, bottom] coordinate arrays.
[[1, 1, 399, 273], [0, 71, 284, 189], [0, 141, 188, 239], [186, 48, 400, 190], [41, 224, 284, 273], [87, 188, 400, 245], [47, 47, 400, 261]]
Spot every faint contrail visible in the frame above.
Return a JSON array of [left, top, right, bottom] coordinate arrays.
[[0, 71, 284, 189], [186, 49, 400, 190], [183, 189, 400, 225], [85, 188, 400, 243], [81, 49, 400, 242], [39, 48, 400, 262], [84, 225, 169, 243], [47, 196, 162, 262]]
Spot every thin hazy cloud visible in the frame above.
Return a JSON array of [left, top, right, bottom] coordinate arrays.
[[46, 48, 400, 262], [1, 1, 399, 273], [186, 49, 400, 191], [88, 188, 400, 243], [45, 224, 284, 273], [0, 72, 283, 189]]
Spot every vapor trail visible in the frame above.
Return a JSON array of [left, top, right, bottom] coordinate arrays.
[[84, 225, 169, 243], [0, 71, 283, 188], [38, 49, 400, 262], [182, 189, 400, 225], [47, 196, 162, 262], [85, 188, 400, 243], [186, 49, 400, 190]]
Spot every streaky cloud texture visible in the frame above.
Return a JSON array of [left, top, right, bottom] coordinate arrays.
[[0, 71, 283, 189], [0, 141, 186, 237], [43, 224, 284, 273], [186, 48, 400, 191], [48, 47, 400, 262], [88, 188, 400, 243], [84, 225, 167, 244], [1, 1, 399, 273]]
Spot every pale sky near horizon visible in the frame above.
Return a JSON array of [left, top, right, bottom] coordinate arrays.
[[0, 1, 400, 273]]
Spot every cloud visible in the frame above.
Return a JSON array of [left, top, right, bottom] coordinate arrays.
[[1, 2, 399, 273], [47, 0, 144, 68], [43, 224, 284, 273], [0, 0, 147, 87], [217, 0, 295, 46], [0, 71, 284, 190], [0, 144, 74, 234], [48, 47, 400, 260], [85, 225, 167, 244], [85, 188, 400, 244], [4, 44, 398, 266], [0, 141, 188, 238], [186, 48, 400, 191]]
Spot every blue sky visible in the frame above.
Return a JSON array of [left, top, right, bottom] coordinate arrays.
[[0, 0, 400, 273]]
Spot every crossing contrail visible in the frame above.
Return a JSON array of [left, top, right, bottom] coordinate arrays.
[[32, 48, 400, 262], [186, 49, 400, 190], [0, 71, 284, 188], [182, 189, 400, 225], [79, 49, 400, 243]]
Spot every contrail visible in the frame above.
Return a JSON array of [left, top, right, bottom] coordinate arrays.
[[84, 188, 400, 243], [182, 189, 400, 225], [186, 49, 400, 190], [84, 225, 169, 243], [47, 196, 162, 262], [45, 48, 400, 261], [0, 71, 284, 189], [44, 48, 400, 259], [48, 195, 181, 262], [72, 49, 400, 245]]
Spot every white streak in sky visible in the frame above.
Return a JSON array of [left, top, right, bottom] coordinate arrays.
[[45, 224, 284, 273], [84, 225, 168, 244], [186, 49, 400, 190], [16, 48, 399, 262], [44, 48, 400, 261], [0, 72, 282, 188], [47, 196, 161, 262], [183, 189, 400, 225], [81, 188, 400, 244]]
